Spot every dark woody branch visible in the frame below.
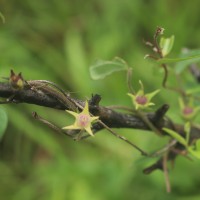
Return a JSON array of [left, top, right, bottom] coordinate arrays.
[[0, 81, 172, 131], [1, 80, 200, 141], [1, 81, 200, 137], [1, 79, 200, 178]]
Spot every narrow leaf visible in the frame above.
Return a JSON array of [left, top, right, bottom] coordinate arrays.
[[157, 54, 200, 64], [196, 139, 200, 150], [0, 107, 8, 140], [186, 87, 200, 95], [162, 127, 187, 146], [159, 35, 174, 57], [175, 49, 200, 74], [188, 147, 200, 159], [89, 57, 128, 80]]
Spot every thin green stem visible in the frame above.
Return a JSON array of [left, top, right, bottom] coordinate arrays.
[[98, 120, 149, 156], [126, 67, 135, 94], [163, 152, 171, 193]]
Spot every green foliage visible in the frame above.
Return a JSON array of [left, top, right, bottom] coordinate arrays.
[[0, 107, 8, 140], [163, 127, 188, 146], [186, 87, 200, 95], [188, 141, 200, 159], [175, 49, 200, 74], [163, 123, 200, 159], [157, 53, 200, 65], [89, 57, 128, 80]]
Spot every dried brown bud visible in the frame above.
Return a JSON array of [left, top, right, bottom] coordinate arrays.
[[9, 69, 24, 89], [156, 26, 165, 35]]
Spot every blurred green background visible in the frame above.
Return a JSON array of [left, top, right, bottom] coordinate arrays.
[[1, 0, 200, 199]]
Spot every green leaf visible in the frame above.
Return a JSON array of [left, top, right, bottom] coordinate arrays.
[[89, 57, 128, 80], [0, 107, 8, 140], [186, 87, 200, 95], [162, 127, 187, 146], [157, 54, 200, 65], [175, 49, 200, 74], [163, 127, 200, 159], [159, 35, 174, 57], [188, 147, 200, 159], [196, 139, 200, 150], [187, 139, 200, 159]]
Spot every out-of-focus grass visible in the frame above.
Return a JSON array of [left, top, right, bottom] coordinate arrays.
[[1, 0, 200, 199]]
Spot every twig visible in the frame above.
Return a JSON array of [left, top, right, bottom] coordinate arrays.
[[71, 99, 149, 156], [151, 27, 186, 96], [150, 139, 177, 157], [162, 152, 171, 193], [98, 120, 149, 156], [32, 111, 73, 137]]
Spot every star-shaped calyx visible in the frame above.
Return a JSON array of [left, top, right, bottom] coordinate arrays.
[[62, 101, 99, 136], [127, 80, 160, 110]]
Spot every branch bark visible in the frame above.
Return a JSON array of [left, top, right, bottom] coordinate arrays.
[[1, 80, 200, 175], [0, 81, 172, 131]]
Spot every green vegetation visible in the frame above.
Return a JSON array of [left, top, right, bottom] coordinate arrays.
[[1, 0, 200, 199]]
